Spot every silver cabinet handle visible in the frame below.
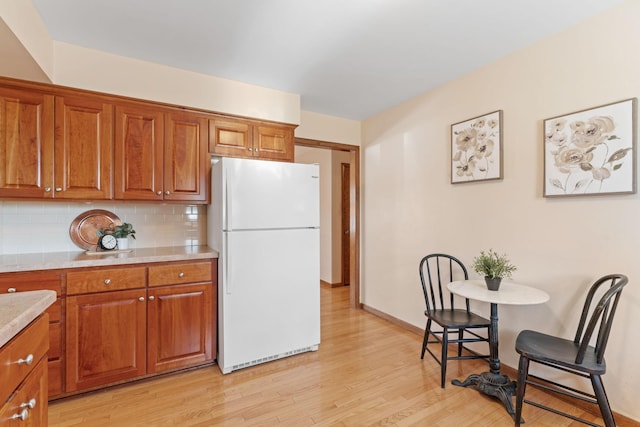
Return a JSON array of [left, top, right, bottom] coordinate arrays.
[[178, 272, 185, 278], [20, 398, 36, 409], [55, 187, 62, 192], [104, 279, 111, 285], [7, 287, 16, 293], [255, 148, 259, 152], [148, 296, 155, 301], [138, 297, 145, 302], [248, 147, 253, 151], [44, 187, 51, 192], [11, 409, 29, 421], [18, 354, 34, 365], [156, 191, 162, 195], [165, 190, 170, 195]]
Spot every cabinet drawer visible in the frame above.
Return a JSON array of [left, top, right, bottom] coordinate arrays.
[[67, 267, 146, 295], [0, 314, 49, 405], [48, 323, 60, 360], [0, 270, 62, 295], [0, 356, 48, 426], [48, 359, 62, 397], [148, 261, 212, 287]]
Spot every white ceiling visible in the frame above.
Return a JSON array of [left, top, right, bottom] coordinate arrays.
[[31, 0, 623, 120]]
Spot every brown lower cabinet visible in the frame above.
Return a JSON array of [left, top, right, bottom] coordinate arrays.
[[65, 260, 216, 394], [0, 315, 49, 426], [0, 271, 63, 398], [0, 257, 217, 399]]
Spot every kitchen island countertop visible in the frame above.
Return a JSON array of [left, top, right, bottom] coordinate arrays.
[[0, 246, 218, 274], [0, 290, 56, 347]]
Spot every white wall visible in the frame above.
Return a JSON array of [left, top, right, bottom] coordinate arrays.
[[361, 1, 640, 420], [0, 202, 205, 254], [295, 146, 334, 284]]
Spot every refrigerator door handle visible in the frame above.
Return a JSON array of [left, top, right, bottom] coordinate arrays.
[[225, 167, 232, 231], [225, 235, 232, 294]]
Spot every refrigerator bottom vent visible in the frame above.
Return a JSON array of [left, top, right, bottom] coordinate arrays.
[[230, 344, 319, 372]]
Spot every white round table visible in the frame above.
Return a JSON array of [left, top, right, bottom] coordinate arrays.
[[447, 279, 549, 420]]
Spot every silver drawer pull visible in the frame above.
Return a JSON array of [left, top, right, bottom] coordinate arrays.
[[178, 272, 185, 278], [138, 297, 145, 302], [104, 279, 111, 285], [7, 287, 16, 293], [11, 408, 29, 421], [20, 398, 36, 409], [148, 296, 155, 301], [18, 354, 34, 365]]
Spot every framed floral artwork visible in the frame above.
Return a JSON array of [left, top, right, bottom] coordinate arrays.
[[451, 110, 503, 183], [543, 98, 637, 197]]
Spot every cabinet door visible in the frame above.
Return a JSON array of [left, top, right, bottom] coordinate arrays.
[[147, 283, 213, 374], [164, 112, 208, 202], [65, 289, 146, 392], [208, 118, 252, 158], [0, 87, 54, 198], [253, 124, 294, 162], [54, 95, 113, 199], [114, 104, 164, 200]]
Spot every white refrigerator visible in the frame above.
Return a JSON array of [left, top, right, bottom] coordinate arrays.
[[208, 157, 321, 374]]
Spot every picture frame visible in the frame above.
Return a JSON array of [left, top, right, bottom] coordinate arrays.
[[543, 98, 637, 197], [451, 110, 503, 183]]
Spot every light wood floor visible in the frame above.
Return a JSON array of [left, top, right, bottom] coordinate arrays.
[[49, 286, 632, 426]]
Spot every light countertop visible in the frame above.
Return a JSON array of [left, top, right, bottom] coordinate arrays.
[[0, 246, 219, 273], [0, 290, 56, 347]]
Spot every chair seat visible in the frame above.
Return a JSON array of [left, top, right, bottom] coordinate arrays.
[[426, 309, 490, 328], [516, 329, 606, 375]]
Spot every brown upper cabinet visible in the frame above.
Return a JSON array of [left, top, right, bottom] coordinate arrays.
[[55, 95, 113, 199], [114, 105, 208, 202], [0, 88, 113, 199], [209, 118, 295, 162], [0, 87, 54, 198], [0, 76, 297, 202]]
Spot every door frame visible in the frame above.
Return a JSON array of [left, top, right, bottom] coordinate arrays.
[[295, 137, 361, 309]]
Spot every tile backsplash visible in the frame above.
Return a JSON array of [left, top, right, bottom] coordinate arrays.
[[0, 201, 207, 254]]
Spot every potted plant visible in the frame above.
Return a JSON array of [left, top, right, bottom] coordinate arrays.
[[471, 249, 516, 291], [97, 222, 136, 250], [112, 223, 136, 249]]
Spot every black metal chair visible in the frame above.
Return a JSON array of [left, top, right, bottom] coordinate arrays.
[[514, 274, 628, 427], [419, 253, 491, 388]]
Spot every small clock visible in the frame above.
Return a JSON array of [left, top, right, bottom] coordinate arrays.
[[98, 234, 117, 251]]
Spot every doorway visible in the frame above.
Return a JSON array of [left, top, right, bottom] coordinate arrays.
[[341, 162, 350, 286], [294, 138, 360, 309]]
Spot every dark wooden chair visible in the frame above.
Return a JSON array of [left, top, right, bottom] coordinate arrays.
[[419, 253, 490, 388], [514, 274, 628, 427]]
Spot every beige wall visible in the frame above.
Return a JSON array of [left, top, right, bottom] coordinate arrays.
[[52, 42, 300, 124], [297, 110, 361, 146], [361, 1, 640, 420]]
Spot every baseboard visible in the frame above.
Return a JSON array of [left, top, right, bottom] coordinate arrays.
[[360, 303, 640, 426], [361, 303, 423, 336], [321, 280, 346, 288]]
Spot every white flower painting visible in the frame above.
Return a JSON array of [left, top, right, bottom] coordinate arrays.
[[451, 110, 503, 183], [544, 99, 636, 197]]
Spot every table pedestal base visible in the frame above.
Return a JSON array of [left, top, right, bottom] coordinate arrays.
[[452, 372, 519, 420]]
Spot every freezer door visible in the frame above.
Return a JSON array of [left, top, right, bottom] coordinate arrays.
[[223, 158, 319, 230], [218, 228, 320, 373]]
